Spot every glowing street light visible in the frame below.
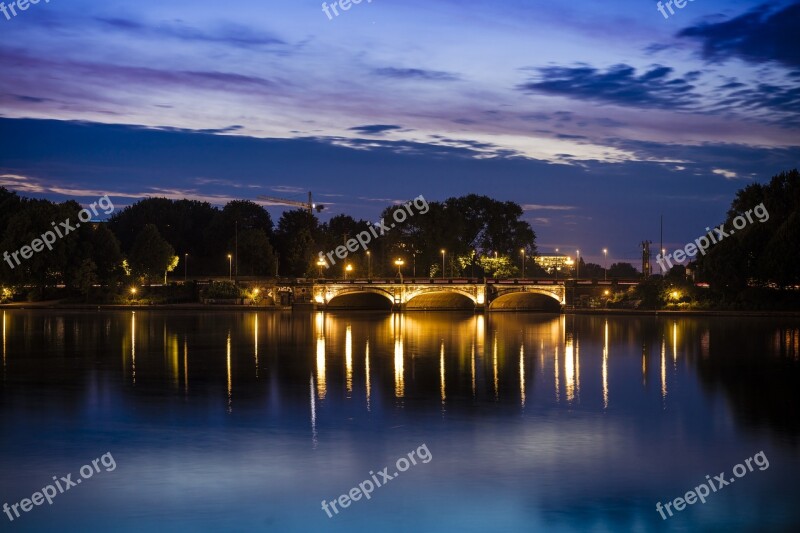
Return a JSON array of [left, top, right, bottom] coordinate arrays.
[[366, 251, 372, 279], [441, 249, 446, 279], [394, 258, 405, 277], [129, 287, 137, 296], [227, 254, 232, 281], [184, 253, 188, 283], [316, 258, 326, 278], [344, 264, 353, 280], [520, 248, 526, 278], [603, 248, 608, 281], [576, 250, 581, 280]]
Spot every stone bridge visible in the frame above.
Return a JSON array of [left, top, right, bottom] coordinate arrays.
[[306, 279, 567, 311]]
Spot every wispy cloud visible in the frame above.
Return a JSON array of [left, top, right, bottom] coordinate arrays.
[[518, 64, 698, 110], [712, 168, 739, 180], [372, 67, 461, 81], [95, 17, 286, 49], [349, 124, 404, 136], [522, 204, 578, 211], [678, 3, 800, 68]]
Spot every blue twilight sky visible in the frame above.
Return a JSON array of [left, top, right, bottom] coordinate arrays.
[[0, 0, 798, 265]]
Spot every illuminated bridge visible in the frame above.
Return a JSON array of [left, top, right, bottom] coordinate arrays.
[[307, 279, 567, 312]]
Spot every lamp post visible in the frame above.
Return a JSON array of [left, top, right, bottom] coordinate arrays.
[[603, 248, 608, 281], [471, 250, 476, 279], [366, 251, 371, 279], [316, 259, 326, 278], [520, 248, 526, 278], [395, 258, 405, 281], [441, 249, 446, 279], [344, 264, 353, 280], [576, 250, 580, 280], [184, 253, 188, 283], [227, 254, 232, 281]]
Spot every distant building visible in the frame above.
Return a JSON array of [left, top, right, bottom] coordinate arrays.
[[535, 254, 573, 274]]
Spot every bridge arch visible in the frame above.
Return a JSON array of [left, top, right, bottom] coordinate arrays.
[[405, 290, 476, 310], [489, 290, 562, 311], [325, 288, 394, 310]]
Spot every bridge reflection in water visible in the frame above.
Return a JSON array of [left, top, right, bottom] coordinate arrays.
[[96, 311, 719, 418], [308, 312, 622, 409]]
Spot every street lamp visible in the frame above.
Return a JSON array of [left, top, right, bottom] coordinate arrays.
[[603, 248, 608, 281], [395, 258, 405, 280], [441, 249, 446, 279], [366, 251, 371, 279], [184, 253, 188, 283], [520, 248, 526, 278], [576, 250, 580, 280], [345, 264, 353, 280], [316, 258, 326, 278], [227, 254, 232, 281]]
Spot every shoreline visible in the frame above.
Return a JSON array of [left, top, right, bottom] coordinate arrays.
[[1, 302, 800, 317]]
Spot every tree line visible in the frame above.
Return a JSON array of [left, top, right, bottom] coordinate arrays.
[[0, 191, 546, 297]]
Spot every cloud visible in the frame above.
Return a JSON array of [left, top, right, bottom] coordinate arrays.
[[358, 196, 404, 203], [372, 67, 461, 81], [678, 3, 800, 68], [712, 168, 739, 180], [0, 173, 243, 206], [0, 50, 277, 97], [517, 64, 698, 109], [712, 80, 800, 123], [95, 17, 286, 49], [270, 185, 306, 194], [348, 124, 404, 135], [522, 204, 577, 211]]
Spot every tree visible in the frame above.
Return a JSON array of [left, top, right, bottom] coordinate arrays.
[[129, 224, 176, 285], [236, 229, 277, 276], [274, 210, 319, 276], [608, 262, 639, 278], [108, 198, 218, 275], [0, 198, 86, 291], [580, 261, 604, 279], [695, 169, 800, 294], [86, 224, 125, 288], [73, 259, 98, 302]]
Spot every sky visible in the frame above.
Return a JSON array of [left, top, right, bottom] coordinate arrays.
[[0, 0, 798, 266]]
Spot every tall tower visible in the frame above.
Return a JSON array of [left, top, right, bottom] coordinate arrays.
[[641, 240, 652, 277]]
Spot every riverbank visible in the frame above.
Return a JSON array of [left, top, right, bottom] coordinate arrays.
[[565, 308, 800, 318], [2, 301, 800, 317]]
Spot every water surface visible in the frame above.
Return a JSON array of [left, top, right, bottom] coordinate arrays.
[[1, 310, 799, 532]]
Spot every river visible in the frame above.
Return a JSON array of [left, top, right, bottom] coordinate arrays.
[[1, 310, 798, 531]]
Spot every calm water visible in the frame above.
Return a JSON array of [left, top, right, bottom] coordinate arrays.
[[1, 310, 799, 532]]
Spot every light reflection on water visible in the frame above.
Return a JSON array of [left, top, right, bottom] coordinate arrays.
[[0, 310, 798, 532]]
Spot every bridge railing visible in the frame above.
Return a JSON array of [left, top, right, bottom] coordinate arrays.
[[307, 278, 641, 285]]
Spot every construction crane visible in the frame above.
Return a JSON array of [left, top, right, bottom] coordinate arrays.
[[257, 191, 325, 214]]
